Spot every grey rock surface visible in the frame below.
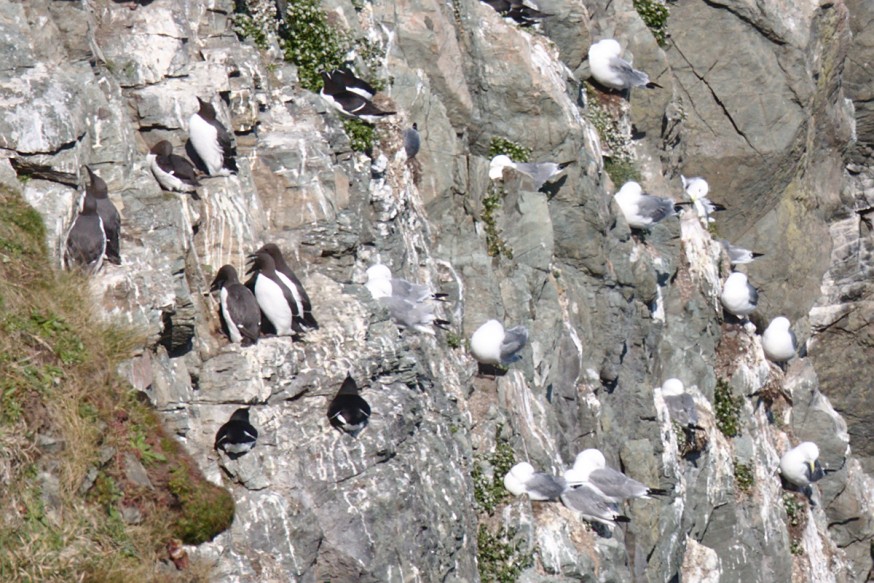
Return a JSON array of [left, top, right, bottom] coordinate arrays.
[[4, 0, 874, 581]]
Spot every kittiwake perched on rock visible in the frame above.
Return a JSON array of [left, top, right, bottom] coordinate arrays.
[[214, 408, 258, 459], [503, 462, 567, 501], [489, 154, 573, 191], [613, 181, 678, 230], [720, 240, 763, 265], [64, 194, 106, 274], [84, 167, 121, 266], [188, 97, 237, 176], [327, 374, 371, 435], [210, 265, 261, 346], [470, 319, 528, 366], [246, 251, 297, 336], [588, 39, 660, 91], [779, 442, 826, 501], [681, 175, 725, 224], [566, 449, 668, 502], [320, 71, 395, 123], [659, 378, 701, 430], [762, 316, 797, 364], [366, 264, 449, 334], [720, 272, 758, 317], [560, 483, 631, 526], [404, 123, 421, 159], [365, 264, 447, 303], [147, 140, 200, 194], [253, 244, 318, 332]]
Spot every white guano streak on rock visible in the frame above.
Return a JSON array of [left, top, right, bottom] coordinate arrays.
[[679, 212, 722, 305], [801, 512, 838, 583]]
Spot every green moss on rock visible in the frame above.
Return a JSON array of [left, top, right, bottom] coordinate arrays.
[[168, 466, 235, 544]]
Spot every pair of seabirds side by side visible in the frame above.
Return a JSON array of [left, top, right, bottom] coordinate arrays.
[[320, 69, 395, 123], [365, 264, 450, 335], [210, 244, 317, 343], [489, 154, 573, 192], [480, 0, 551, 27], [188, 97, 237, 176], [64, 167, 121, 274]]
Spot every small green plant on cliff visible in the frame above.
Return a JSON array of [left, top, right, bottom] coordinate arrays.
[[477, 525, 534, 583], [783, 493, 803, 526], [488, 137, 531, 162], [714, 379, 742, 438], [584, 86, 639, 185], [232, 0, 276, 51], [482, 184, 514, 259], [342, 118, 376, 155], [472, 428, 516, 515], [733, 460, 754, 493], [633, 0, 670, 46], [280, 0, 351, 91]]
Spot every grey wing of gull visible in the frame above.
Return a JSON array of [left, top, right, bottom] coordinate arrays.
[[608, 55, 650, 88], [788, 329, 798, 351], [514, 162, 557, 190], [808, 460, 825, 483], [747, 283, 759, 306], [722, 241, 754, 264], [380, 296, 434, 328], [391, 278, 431, 303], [526, 473, 567, 500], [589, 467, 649, 500], [500, 326, 529, 363], [664, 394, 698, 427], [637, 195, 675, 223], [560, 484, 622, 522]]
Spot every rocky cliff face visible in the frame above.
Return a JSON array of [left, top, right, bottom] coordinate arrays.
[[4, 0, 874, 580]]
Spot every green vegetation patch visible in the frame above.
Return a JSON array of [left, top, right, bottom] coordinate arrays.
[[342, 118, 376, 155], [733, 460, 754, 493], [280, 0, 351, 91], [714, 379, 742, 438], [472, 428, 516, 515], [488, 137, 531, 163], [633, 0, 669, 46], [477, 525, 534, 583], [482, 184, 514, 260]]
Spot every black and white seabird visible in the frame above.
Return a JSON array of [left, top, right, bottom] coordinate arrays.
[[214, 408, 258, 459], [404, 123, 421, 159], [210, 265, 261, 346], [780, 442, 826, 503], [64, 194, 106, 274], [326, 68, 377, 100], [327, 374, 371, 435], [481, 0, 551, 26], [320, 71, 396, 123], [85, 167, 120, 265], [188, 97, 237, 176], [147, 140, 200, 194], [246, 251, 296, 336], [252, 244, 318, 332]]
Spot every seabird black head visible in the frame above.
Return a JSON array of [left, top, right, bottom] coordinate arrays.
[[81, 193, 99, 215], [150, 140, 174, 157], [412, 122, 418, 130], [85, 167, 109, 199], [337, 373, 360, 396], [246, 250, 276, 275], [196, 97, 217, 120], [255, 243, 284, 263], [210, 264, 241, 291], [230, 407, 251, 422]]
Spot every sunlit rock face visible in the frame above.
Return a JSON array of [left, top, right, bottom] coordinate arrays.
[[5, 0, 874, 580]]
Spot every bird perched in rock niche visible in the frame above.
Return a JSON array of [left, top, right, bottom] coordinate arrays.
[[681, 175, 725, 225], [503, 462, 567, 501], [489, 154, 573, 191], [319, 70, 395, 123], [147, 140, 200, 195], [210, 265, 261, 346], [588, 38, 660, 92], [762, 316, 797, 366], [214, 408, 258, 459], [188, 97, 237, 176], [327, 374, 371, 436], [404, 123, 421, 159], [779, 441, 826, 504], [613, 181, 679, 230], [564, 449, 669, 502], [253, 244, 318, 332], [64, 193, 106, 274], [720, 272, 758, 318], [470, 319, 528, 370], [85, 167, 121, 265], [246, 251, 297, 337], [366, 264, 449, 335]]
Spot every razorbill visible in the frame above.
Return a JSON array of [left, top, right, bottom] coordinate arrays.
[[147, 140, 200, 194], [327, 374, 371, 435], [613, 181, 678, 230], [214, 408, 258, 459], [566, 449, 668, 502], [404, 123, 421, 159], [489, 154, 573, 191], [246, 251, 296, 336], [325, 68, 377, 99], [588, 38, 660, 91], [320, 71, 395, 123], [720, 272, 758, 318], [85, 167, 120, 265], [503, 462, 567, 501], [252, 244, 318, 332], [762, 316, 797, 364], [470, 319, 528, 366], [188, 97, 237, 176], [210, 265, 261, 346], [64, 194, 106, 274]]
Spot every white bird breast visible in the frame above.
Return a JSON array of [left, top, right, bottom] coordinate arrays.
[[188, 114, 224, 175], [254, 276, 293, 335], [220, 287, 243, 344]]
